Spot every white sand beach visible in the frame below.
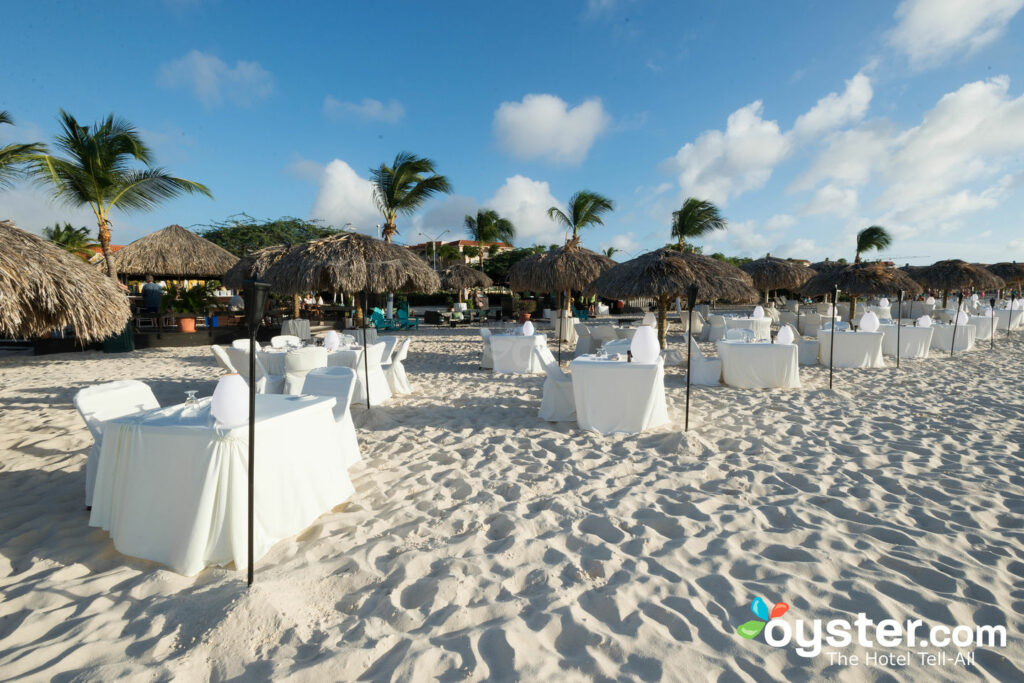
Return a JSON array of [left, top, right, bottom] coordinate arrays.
[[1, 329, 1022, 681]]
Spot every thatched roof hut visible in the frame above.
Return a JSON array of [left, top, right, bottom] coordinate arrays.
[[810, 258, 845, 272], [911, 259, 1004, 292], [100, 224, 239, 280], [506, 246, 615, 295], [0, 220, 131, 342], [221, 244, 295, 290], [740, 253, 816, 298], [590, 248, 758, 346], [985, 262, 1024, 289], [801, 262, 923, 298], [440, 264, 493, 291]]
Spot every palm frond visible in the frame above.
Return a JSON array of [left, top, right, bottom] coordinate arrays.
[[108, 169, 212, 211]]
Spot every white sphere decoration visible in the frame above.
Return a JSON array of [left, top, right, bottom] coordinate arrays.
[[641, 312, 657, 327], [954, 310, 969, 325], [859, 311, 880, 333], [776, 325, 795, 345], [522, 320, 535, 336], [878, 297, 890, 307], [752, 305, 765, 319], [630, 325, 661, 363], [917, 315, 932, 328], [324, 330, 340, 351], [926, 296, 935, 305], [210, 373, 250, 428]]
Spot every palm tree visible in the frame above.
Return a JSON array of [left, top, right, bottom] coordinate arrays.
[[463, 209, 515, 270], [30, 110, 211, 280], [546, 190, 614, 248], [854, 225, 892, 263], [671, 198, 726, 252], [0, 111, 46, 190], [43, 223, 98, 259], [370, 152, 452, 243], [604, 246, 619, 258]]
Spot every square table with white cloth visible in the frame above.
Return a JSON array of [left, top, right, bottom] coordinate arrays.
[[491, 334, 547, 374], [258, 348, 289, 376], [867, 305, 893, 320], [569, 356, 669, 435], [725, 316, 772, 340], [878, 324, 933, 358], [929, 324, 976, 352], [89, 395, 355, 576], [281, 318, 311, 340], [716, 340, 800, 389], [327, 347, 363, 369], [816, 330, 886, 368], [969, 316, 995, 341], [996, 309, 1024, 331]]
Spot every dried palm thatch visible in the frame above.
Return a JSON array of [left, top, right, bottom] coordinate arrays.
[[590, 248, 758, 346], [506, 246, 615, 294], [100, 224, 239, 279], [913, 259, 1004, 292], [810, 259, 845, 272], [440, 264, 493, 291], [220, 244, 294, 289], [801, 262, 924, 298], [985, 262, 1024, 290], [740, 253, 816, 299], [1, 220, 130, 341]]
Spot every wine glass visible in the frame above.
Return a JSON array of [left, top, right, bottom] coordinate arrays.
[[183, 390, 199, 417]]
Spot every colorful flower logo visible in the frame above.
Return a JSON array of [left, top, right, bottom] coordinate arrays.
[[736, 597, 789, 639]]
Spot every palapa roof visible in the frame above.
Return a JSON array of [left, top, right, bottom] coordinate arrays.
[[909, 259, 1004, 291], [809, 259, 845, 272], [740, 254, 816, 291], [261, 232, 439, 294], [590, 248, 758, 304], [801, 262, 923, 298], [0, 220, 131, 341], [220, 244, 294, 289], [506, 246, 615, 294], [102, 224, 239, 279], [985, 262, 1024, 284], [440, 264, 493, 291]]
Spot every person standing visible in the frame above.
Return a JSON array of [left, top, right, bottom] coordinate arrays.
[[141, 275, 163, 314]]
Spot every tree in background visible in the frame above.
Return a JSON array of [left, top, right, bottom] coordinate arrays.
[[0, 111, 45, 190], [370, 152, 452, 243], [671, 198, 727, 252], [603, 246, 619, 258], [482, 245, 547, 283], [463, 209, 516, 270], [199, 214, 340, 255], [547, 190, 614, 248], [30, 110, 211, 280], [42, 223, 97, 259], [854, 225, 891, 263]]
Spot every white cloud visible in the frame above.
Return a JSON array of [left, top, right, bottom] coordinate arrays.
[[493, 94, 610, 165], [790, 122, 894, 191], [308, 159, 380, 231], [286, 158, 325, 183], [419, 195, 478, 236], [888, 0, 1024, 67], [800, 184, 859, 216], [158, 50, 273, 106], [323, 96, 404, 124], [484, 175, 563, 243], [0, 186, 132, 239], [603, 232, 641, 256], [764, 214, 796, 231], [792, 72, 873, 139], [773, 238, 818, 260]]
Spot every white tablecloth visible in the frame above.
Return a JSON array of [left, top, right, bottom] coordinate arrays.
[[716, 341, 800, 389], [89, 395, 355, 575], [260, 347, 356, 376], [725, 317, 772, 340], [259, 349, 289, 376], [491, 334, 546, 374], [327, 347, 363, 369], [996, 309, 1024, 331], [929, 324, 976, 352], [353, 327, 378, 346], [281, 318, 311, 340], [550, 311, 577, 344], [816, 330, 886, 368], [868, 305, 893, 320], [879, 324, 932, 358], [570, 357, 669, 435], [615, 327, 640, 340], [969, 316, 996, 341]]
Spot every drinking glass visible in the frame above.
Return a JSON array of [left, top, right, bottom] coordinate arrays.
[[183, 390, 199, 417]]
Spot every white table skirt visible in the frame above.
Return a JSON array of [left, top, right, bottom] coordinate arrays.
[[615, 327, 640, 340], [929, 324, 976, 352], [491, 334, 546, 374], [550, 312, 578, 344], [716, 341, 800, 389], [868, 305, 893, 320], [969, 316, 996, 341], [327, 347, 363, 369], [89, 395, 355, 575], [281, 319, 311, 340], [996, 309, 1024, 331], [725, 317, 772, 340], [879, 325, 933, 358], [816, 330, 886, 368], [570, 357, 669, 435]]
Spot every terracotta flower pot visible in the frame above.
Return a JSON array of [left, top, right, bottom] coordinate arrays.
[[518, 312, 532, 324], [179, 317, 197, 333]]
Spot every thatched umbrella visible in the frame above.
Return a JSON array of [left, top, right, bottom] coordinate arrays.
[[590, 248, 758, 347], [909, 259, 1004, 308], [220, 244, 294, 289], [802, 262, 923, 322], [810, 258, 845, 272], [0, 220, 131, 342], [740, 253, 816, 302], [986, 262, 1024, 295], [102, 224, 239, 280], [507, 246, 615, 296], [440, 264, 492, 303]]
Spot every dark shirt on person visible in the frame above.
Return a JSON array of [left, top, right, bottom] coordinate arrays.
[[142, 283, 163, 311]]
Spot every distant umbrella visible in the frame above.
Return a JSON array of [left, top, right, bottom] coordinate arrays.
[[809, 259, 845, 272], [986, 262, 1024, 293], [910, 259, 1004, 308], [740, 253, 816, 301], [507, 245, 615, 295], [98, 224, 238, 280], [439, 264, 493, 291], [801, 262, 923, 323], [0, 220, 131, 341], [221, 244, 294, 289]]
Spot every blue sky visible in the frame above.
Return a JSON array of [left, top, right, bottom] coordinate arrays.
[[2, 0, 1023, 264]]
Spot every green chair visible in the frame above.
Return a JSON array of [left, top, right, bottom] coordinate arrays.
[[397, 308, 419, 329]]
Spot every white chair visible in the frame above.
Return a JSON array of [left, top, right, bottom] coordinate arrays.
[[354, 341, 392, 406], [536, 347, 575, 422], [383, 338, 413, 395], [300, 367, 361, 468], [706, 315, 727, 342], [378, 336, 399, 365], [686, 338, 722, 386], [785, 324, 820, 365], [74, 380, 160, 507], [573, 323, 593, 357], [821, 321, 850, 332], [271, 334, 302, 349], [226, 347, 285, 394], [479, 328, 494, 369], [779, 311, 798, 329], [799, 312, 822, 337], [210, 344, 236, 373], [686, 311, 705, 339], [284, 347, 328, 395], [766, 307, 780, 324], [231, 338, 260, 351], [590, 325, 619, 349]]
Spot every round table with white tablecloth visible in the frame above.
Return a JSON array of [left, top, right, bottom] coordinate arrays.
[[816, 330, 886, 368], [929, 323, 976, 352], [281, 318, 311, 340], [569, 356, 669, 435], [716, 340, 800, 389], [724, 316, 772, 340], [490, 334, 547, 374], [878, 324, 933, 359]]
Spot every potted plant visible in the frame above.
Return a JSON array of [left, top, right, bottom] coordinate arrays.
[[163, 283, 215, 333], [516, 298, 537, 323]]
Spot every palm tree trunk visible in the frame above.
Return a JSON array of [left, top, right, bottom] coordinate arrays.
[[942, 290, 949, 309], [97, 216, 117, 280], [849, 296, 856, 326], [657, 296, 668, 348], [293, 293, 301, 319]]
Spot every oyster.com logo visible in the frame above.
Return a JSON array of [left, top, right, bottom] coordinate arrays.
[[736, 597, 789, 639]]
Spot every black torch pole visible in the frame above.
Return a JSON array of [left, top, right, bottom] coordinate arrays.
[[896, 290, 904, 369], [829, 286, 838, 390], [685, 284, 698, 432], [990, 297, 996, 349], [242, 280, 270, 587], [950, 292, 963, 357], [1010, 295, 1017, 340], [558, 292, 563, 365], [363, 291, 371, 410]]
